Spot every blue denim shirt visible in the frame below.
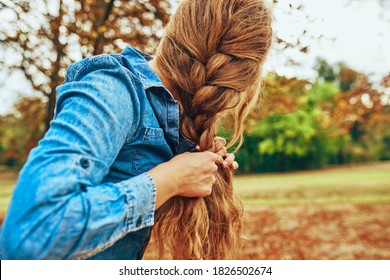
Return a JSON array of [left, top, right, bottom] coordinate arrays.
[[0, 45, 196, 260]]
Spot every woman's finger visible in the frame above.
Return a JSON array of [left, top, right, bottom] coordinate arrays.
[[230, 161, 239, 170], [206, 151, 224, 165], [215, 146, 227, 158], [223, 153, 235, 167], [213, 136, 227, 152]]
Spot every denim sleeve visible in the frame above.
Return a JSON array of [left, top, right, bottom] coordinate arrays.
[[1, 55, 156, 260]]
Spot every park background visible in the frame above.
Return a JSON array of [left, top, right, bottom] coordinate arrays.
[[0, 0, 389, 259]]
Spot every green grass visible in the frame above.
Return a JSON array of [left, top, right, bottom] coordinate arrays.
[[0, 166, 19, 216], [1, 161, 390, 216], [242, 194, 390, 206], [234, 161, 390, 206]]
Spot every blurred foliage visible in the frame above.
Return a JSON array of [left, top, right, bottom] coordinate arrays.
[[0, 98, 46, 166], [235, 61, 390, 173], [0, 0, 320, 130], [0, 0, 171, 166], [0, 0, 172, 129], [0, 1, 389, 172]]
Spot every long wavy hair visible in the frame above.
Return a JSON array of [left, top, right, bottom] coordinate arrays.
[[152, 0, 273, 259]]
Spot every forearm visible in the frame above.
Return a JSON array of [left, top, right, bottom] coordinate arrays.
[[1, 154, 156, 260]]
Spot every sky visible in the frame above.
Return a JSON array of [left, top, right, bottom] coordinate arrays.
[[0, 0, 389, 115], [266, 0, 390, 82]]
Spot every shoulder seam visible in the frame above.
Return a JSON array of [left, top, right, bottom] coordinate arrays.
[[73, 54, 113, 81]]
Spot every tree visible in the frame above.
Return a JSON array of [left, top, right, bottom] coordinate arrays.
[[235, 60, 390, 172], [245, 73, 310, 129], [0, 0, 322, 131], [270, 0, 324, 66], [0, 97, 46, 166], [0, 0, 172, 131], [315, 58, 337, 82]]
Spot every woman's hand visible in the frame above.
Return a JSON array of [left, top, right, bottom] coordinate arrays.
[[148, 151, 223, 209], [213, 136, 239, 170], [148, 136, 238, 209], [193, 136, 239, 169]]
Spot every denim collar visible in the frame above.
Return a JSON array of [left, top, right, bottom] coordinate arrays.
[[121, 46, 168, 91]]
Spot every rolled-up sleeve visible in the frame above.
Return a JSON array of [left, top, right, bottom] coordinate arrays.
[[1, 55, 157, 260]]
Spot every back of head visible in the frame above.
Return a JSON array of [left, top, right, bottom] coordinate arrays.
[[153, 0, 273, 259]]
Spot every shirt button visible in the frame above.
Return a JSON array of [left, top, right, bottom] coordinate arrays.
[[80, 158, 90, 169], [136, 216, 143, 227]]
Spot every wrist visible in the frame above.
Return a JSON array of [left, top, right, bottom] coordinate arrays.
[[147, 162, 179, 209]]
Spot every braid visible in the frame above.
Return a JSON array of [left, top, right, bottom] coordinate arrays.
[[152, 0, 273, 259]]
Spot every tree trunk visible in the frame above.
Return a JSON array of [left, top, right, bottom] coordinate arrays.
[[45, 1, 64, 132], [45, 89, 57, 130], [93, 0, 115, 55]]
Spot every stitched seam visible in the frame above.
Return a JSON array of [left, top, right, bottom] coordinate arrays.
[[112, 56, 141, 143], [132, 127, 164, 173], [72, 55, 110, 80]]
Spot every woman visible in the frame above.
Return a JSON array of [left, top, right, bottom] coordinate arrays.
[[1, 0, 272, 260]]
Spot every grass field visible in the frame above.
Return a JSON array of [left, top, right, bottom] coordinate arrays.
[[235, 161, 390, 206], [0, 166, 19, 218], [1, 161, 390, 259]]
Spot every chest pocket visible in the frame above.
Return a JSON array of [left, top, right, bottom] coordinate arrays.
[[133, 127, 170, 174]]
